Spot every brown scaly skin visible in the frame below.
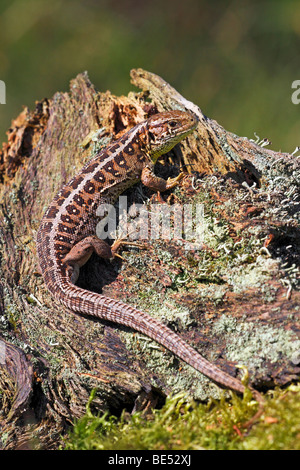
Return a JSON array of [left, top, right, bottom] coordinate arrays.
[[36, 110, 263, 412]]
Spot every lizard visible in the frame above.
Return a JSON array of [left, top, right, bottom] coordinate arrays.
[[36, 109, 263, 406]]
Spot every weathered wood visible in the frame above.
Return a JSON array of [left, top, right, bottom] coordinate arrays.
[[0, 70, 299, 449]]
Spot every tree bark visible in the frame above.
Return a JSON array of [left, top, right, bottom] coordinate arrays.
[[0, 69, 299, 449]]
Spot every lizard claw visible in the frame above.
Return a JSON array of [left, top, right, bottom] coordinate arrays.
[[165, 172, 186, 190], [111, 236, 146, 259]]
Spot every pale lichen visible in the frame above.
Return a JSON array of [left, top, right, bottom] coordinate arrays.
[[213, 314, 300, 372]]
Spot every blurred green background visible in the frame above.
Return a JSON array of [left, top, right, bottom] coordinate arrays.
[[0, 0, 299, 152]]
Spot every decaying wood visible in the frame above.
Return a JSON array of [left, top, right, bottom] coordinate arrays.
[[0, 69, 299, 449]]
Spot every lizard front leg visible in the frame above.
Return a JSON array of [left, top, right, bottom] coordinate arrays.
[[141, 166, 185, 192]]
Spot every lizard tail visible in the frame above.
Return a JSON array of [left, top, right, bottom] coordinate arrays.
[[54, 279, 262, 402]]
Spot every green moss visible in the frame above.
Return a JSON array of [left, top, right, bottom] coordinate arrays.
[[0, 287, 21, 332], [63, 385, 300, 450]]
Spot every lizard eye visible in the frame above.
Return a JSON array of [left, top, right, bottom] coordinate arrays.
[[169, 121, 177, 128]]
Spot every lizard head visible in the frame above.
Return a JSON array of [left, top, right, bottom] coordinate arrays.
[[145, 110, 198, 162]]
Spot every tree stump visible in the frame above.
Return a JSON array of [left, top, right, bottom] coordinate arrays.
[[0, 69, 299, 449]]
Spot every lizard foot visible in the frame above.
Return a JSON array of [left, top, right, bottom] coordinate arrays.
[[165, 172, 186, 190], [111, 236, 146, 260]]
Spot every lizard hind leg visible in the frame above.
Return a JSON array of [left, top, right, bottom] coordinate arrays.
[[111, 234, 145, 260], [63, 234, 144, 272], [62, 235, 116, 283], [63, 235, 114, 267]]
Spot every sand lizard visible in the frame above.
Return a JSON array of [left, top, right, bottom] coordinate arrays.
[[36, 110, 262, 403]]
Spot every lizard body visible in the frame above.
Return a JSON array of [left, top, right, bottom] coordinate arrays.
[[36, 110, 260, 401]]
